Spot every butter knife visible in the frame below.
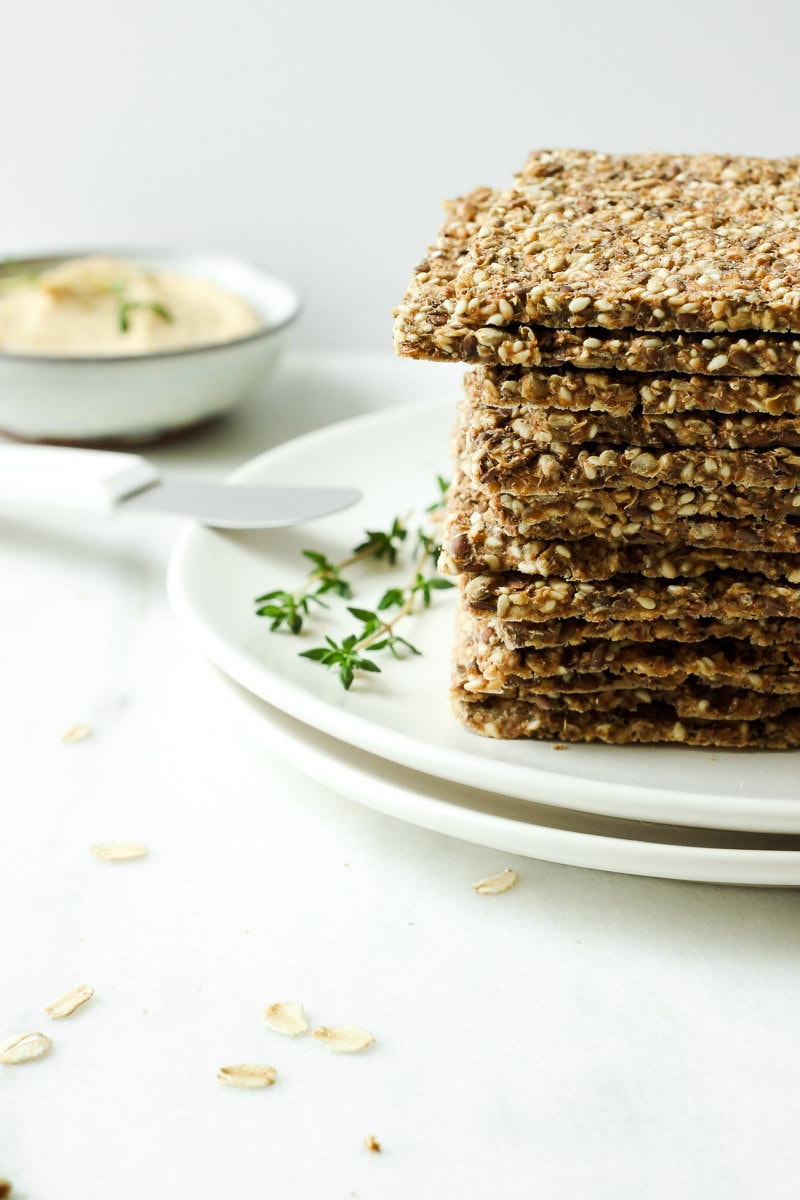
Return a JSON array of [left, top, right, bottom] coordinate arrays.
[[0, 444, 360, 528]]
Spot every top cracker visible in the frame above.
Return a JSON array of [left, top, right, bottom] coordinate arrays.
[[433, 149, 800, 336]]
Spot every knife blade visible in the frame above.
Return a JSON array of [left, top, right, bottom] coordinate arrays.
[[123, 477, 361, 528], [0, 443, 361, 528]]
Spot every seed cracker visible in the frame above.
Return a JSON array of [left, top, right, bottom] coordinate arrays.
[[489, 614, 800, 650], [488, 485, 800, 550], [459, 150, 800, 337], [514, 683, 797, 722], [457, 611, 800, 691], [393, 188, 800, 376], [441, 474, 800, 580], [463, 571, 800, 623], [452, 692, 800, 748], [469, 438, 800, 495], [473, 364, 800, 418], [466, 390, 800, 450]]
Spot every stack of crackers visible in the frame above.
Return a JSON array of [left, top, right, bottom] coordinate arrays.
[[393, 150, 800, 747]]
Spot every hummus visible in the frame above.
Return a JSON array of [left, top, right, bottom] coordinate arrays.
[[0, 256, 262, 356]]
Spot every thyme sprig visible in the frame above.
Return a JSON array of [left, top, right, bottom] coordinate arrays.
[[426, 475, 450, 512], [254, 518, 410, 635], [116, 298, 173, 333], [299, 541, 453, 689], [255, 480, 454, 688]]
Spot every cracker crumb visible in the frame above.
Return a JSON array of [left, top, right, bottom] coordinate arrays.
[[216, 1064, 276, 1089], [473, 868, 519, 895], [364, 1135, 381, 1153], [0, 1031, 52, 1064], [313, 1025, 375, 1053], [45, 984, 94, 1020], [61, 723, 92, 744], [263, 1000, 308, 1037], [90, 841, 148, 862]]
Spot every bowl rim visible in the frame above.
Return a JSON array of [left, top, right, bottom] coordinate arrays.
[[0, 246, 302, 365]]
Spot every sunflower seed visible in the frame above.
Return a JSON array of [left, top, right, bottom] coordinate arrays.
[[313, 1025, 375, 1053], [0, 1031, 52, 1064], [262, 1000, 308, 1037], [216, 1064, 276, 1089], [45, 984, 94, 1020], [90, 841, 148, 862], [473, 868, 519, 895], [61, 723, 92, 744]]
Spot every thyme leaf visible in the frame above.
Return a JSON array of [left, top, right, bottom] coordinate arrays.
[[117, 299, 174, 333], [255, 478, 453, 689]]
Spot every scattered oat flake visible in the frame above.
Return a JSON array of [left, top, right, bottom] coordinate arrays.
[[90, 841, 148, 862], [216, 1063, 276, 1089], [0, 1031, 52, 1064], [553, 743, 567, 751], [263, 1000, 308, 1037], [364, 1135, 381, 1153], [45, 984, 94, 1020], [61, 723, 92, 743], [313, 1025, 375, 1053], [473, 868, 519, 895]]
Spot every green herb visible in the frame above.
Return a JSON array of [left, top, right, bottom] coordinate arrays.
[[255, 479, 454, 691], [299, 544, 454, 690], [117, 300, 173, 333], [255, 516, 410, 636], [415, 528, 440, 566], [426, 475, 450, 512], [299, 634, 384, 691], [252, 588, 326, 635], [352, 518, 407, 565]]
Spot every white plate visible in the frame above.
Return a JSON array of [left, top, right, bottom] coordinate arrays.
[[218, 670, 800, 887], [168, 398, 800, 835]]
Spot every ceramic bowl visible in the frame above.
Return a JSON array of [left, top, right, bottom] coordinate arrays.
[[0, 249, 301, 444]]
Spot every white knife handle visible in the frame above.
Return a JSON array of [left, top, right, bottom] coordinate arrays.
[[0, 444, 160, 515]]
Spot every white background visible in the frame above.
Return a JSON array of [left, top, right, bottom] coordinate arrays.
[[3, 0, 800, 349]]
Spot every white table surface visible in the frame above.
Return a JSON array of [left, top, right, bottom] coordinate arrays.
[[2, 351, 800, 1200]]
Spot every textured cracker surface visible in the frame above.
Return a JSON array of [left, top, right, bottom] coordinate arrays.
[[463, 571, 800, 622], [469, 439, 800, 494], [473, 684, 799, 721], [452, 692, 800, 748], [397, 154, 800, 747], [490, 483, 800, 541], [489, 614, 800, 649], [466, 387, 800, 450], [457, 610, 800, 691], [393, 188, 800, 375], [457, 150, 800, 336], [487, 497, 800, 552], [473, 365, 800, 417], [441, 471, 800, 573]]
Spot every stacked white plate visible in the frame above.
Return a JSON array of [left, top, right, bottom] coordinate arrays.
[[168, 399, 800, 886]]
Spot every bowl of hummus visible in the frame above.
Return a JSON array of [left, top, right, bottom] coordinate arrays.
[[0, 250, 300, 443]]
